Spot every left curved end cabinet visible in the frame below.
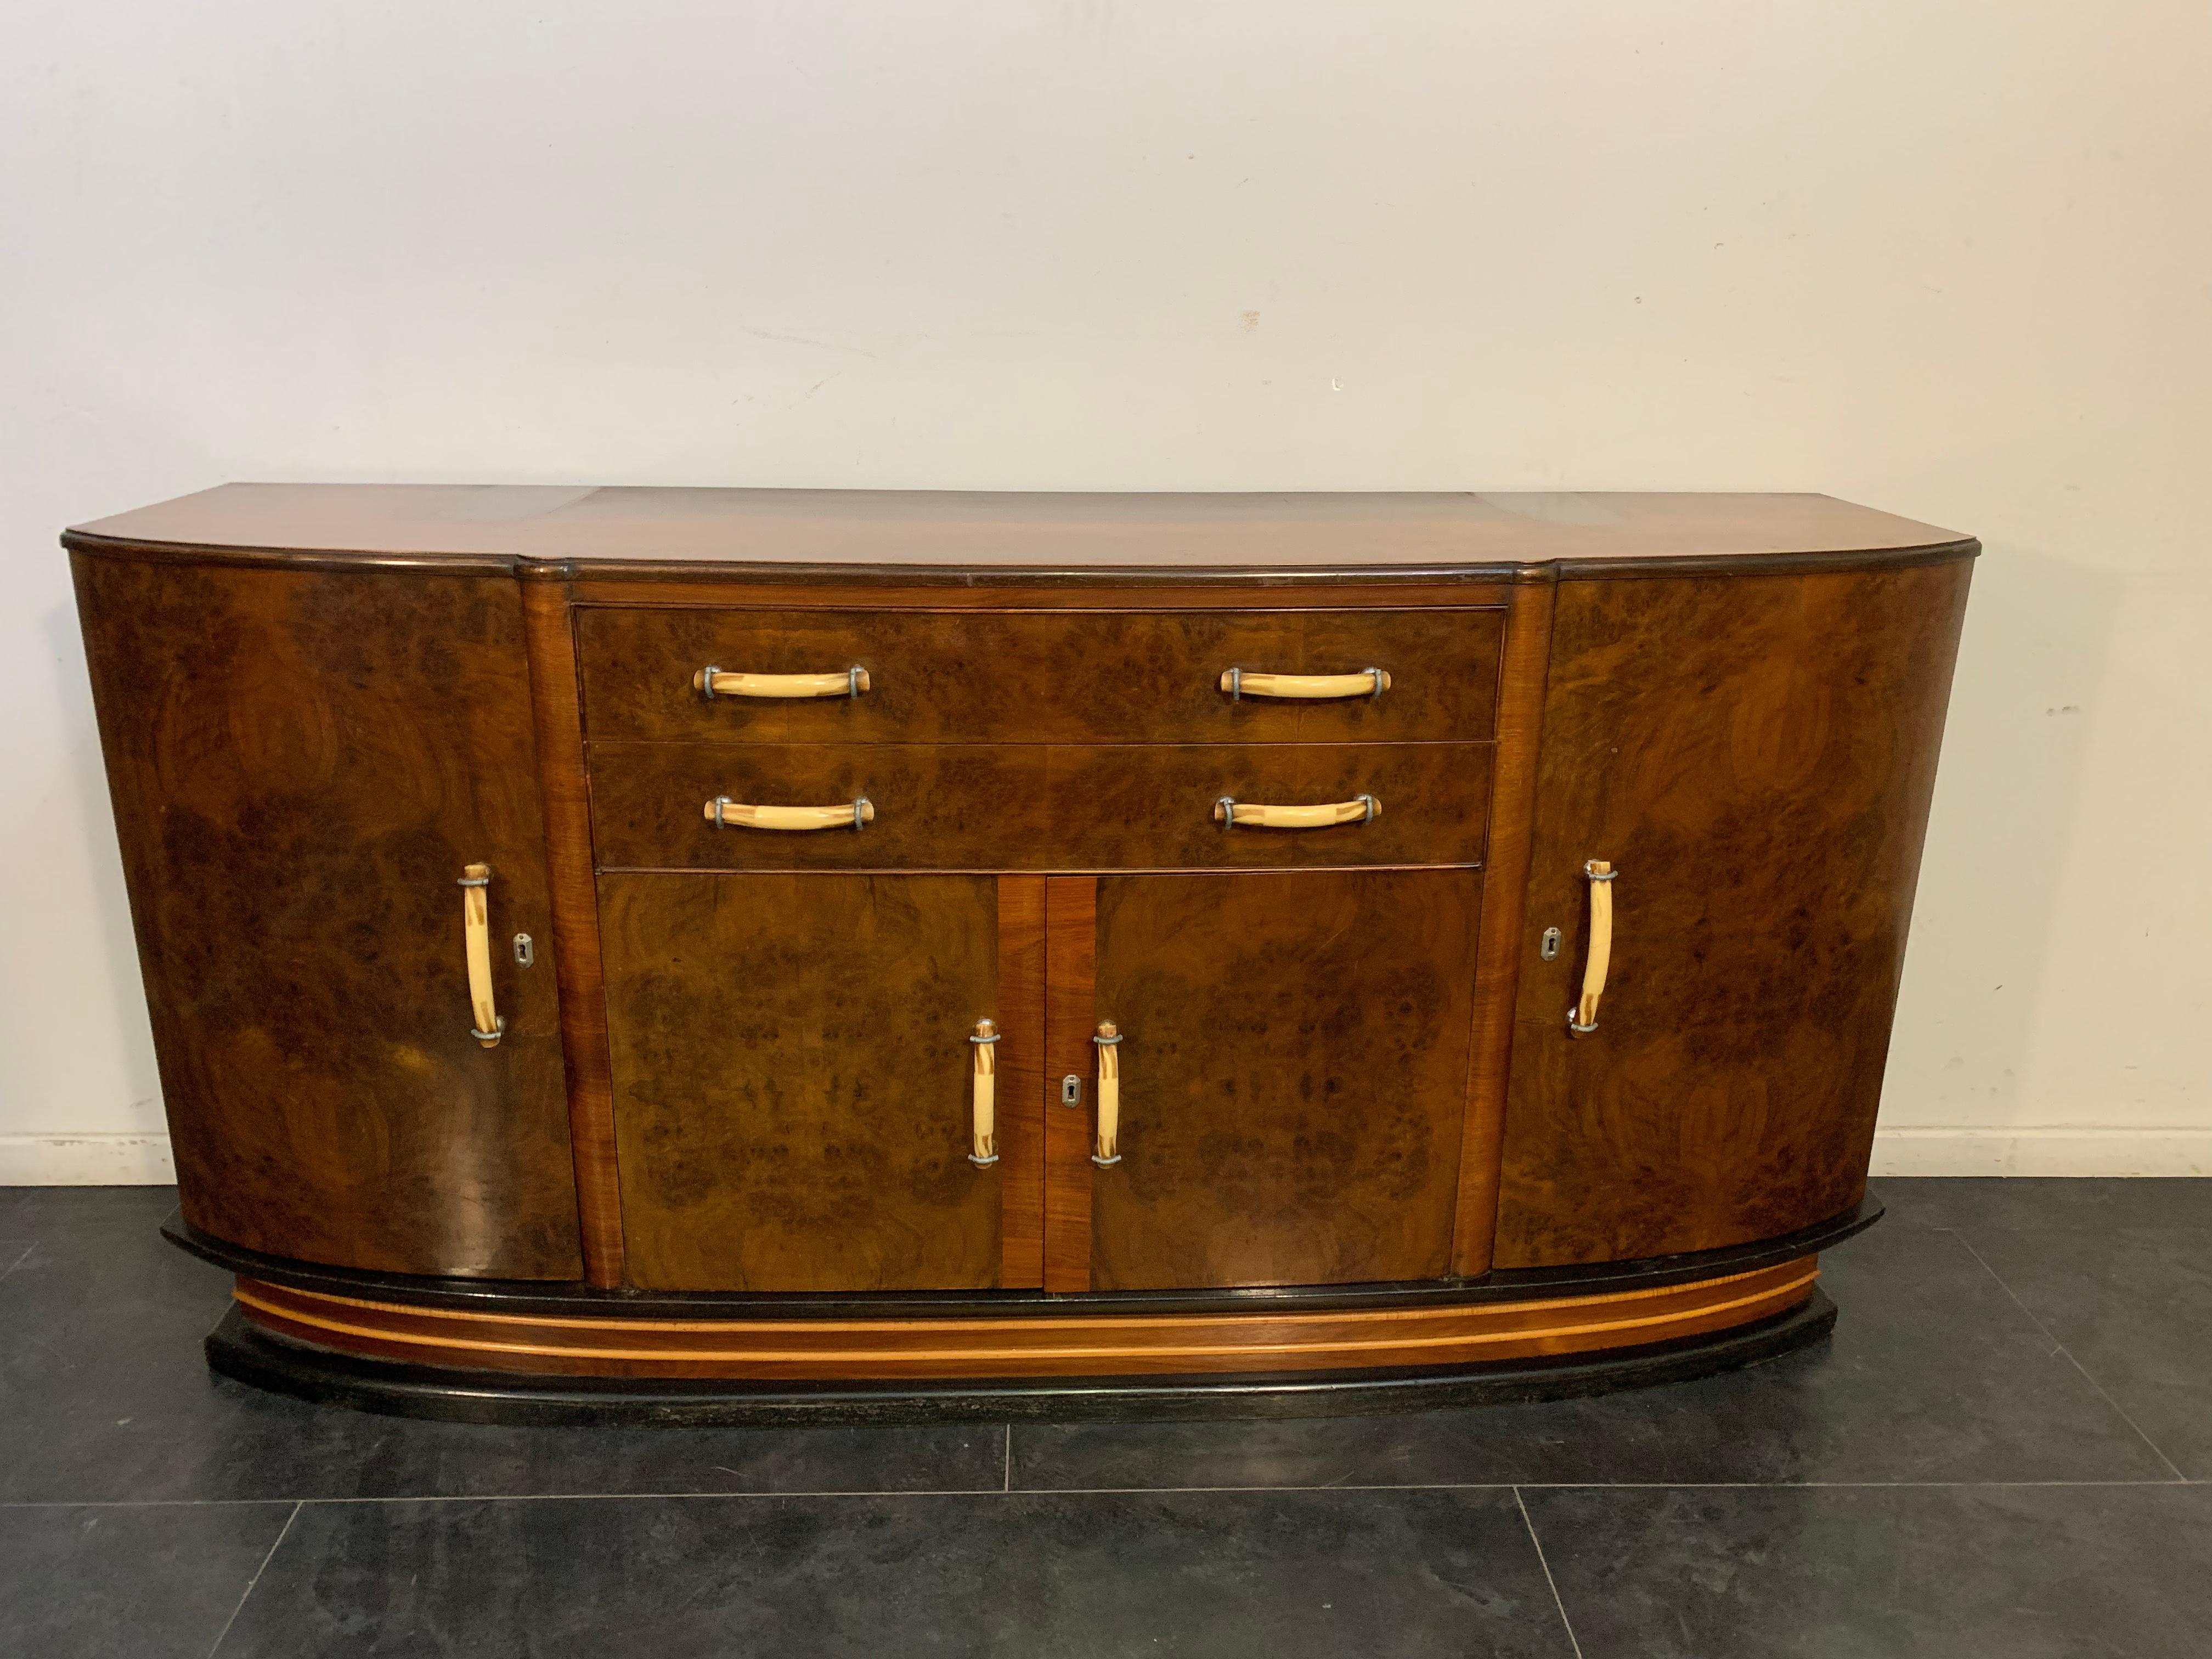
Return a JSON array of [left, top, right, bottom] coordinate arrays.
[[69, 551, 582, 1280]]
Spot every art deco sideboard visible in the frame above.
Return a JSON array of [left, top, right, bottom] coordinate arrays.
[[66, 487, 1974, 1421]]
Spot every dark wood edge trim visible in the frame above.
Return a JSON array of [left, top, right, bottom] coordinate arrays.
[[166, 1196, 1880, 1322], [1452, 574, 1557, 1274], [1554, 539, 1979, 580], [61, 528, 1979, 585], [595, 863, 1488, 879], [61, 531, 523, 577], [58, 532, 1525, 585], [520, 580, 627, 1288], [592, 738, 1499, 749], [203, 1290, 1835, 1426], [569, 596, 1516, 614], [555, 562, 1530, 588]]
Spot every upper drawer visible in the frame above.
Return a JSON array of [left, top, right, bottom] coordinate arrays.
[[575, 607, 1504, 744]]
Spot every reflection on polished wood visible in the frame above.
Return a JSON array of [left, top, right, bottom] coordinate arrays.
[[69, 483, 1970, 576], [1450, 576, 1556, 1277]]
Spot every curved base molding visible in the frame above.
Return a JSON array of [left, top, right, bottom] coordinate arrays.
[[208, 1260, 1830, 1426]]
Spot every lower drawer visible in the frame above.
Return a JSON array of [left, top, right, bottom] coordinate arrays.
[[588, 742, 1492, 871]]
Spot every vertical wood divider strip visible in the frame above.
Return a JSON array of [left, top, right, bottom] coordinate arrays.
[[996, 876, 1048, 1288], [1043, 875, 1099, 1292], [1452, 572, 1558, 1277], [521, 574, 627, 1288]]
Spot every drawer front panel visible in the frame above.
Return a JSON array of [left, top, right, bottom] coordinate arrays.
[[590, 742, 1492, 871], [577, 607, 1505, 745]]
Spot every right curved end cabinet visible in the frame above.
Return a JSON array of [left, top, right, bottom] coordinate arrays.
[[1494, 560, 1974, 1268]]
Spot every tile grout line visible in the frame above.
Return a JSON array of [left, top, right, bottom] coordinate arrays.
[[205, 1498, 300, 1659], [0, 1477, 2201, 1511], [1514, 1487, 1585, 1659], [1003, 1424, 1013, 1493], [1949, 1229, 2192, 1483], [981, 1479, 2211, 1494]]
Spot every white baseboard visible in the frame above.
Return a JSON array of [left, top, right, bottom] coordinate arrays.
[[0, 1133, 177, 1185], [2, 1128, 2205, 1186], [1871, 1127, 2212, 1177]]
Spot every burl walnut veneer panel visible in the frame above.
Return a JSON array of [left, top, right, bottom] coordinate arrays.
[[1089, 869, 1482, 1290], [1493, 562, 1974, 1267], [599, 872, 1007, 1292], [70, 556, 581, 1279]]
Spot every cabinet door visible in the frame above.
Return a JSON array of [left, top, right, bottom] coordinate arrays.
[[602, 873, 1042, 1291], [1493, 565, 1973, 1267], [1065, 870, 1481, 1291], [72, 558, 579, 1279]]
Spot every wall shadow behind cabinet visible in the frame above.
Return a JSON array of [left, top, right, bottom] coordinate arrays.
[[1088, 870, 1481, 1291], [1494, 564, 1974, 1267], [602, 872, 1017, 1291], [69, 556, 580, 1278]]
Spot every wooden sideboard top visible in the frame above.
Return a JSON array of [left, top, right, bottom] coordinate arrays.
[[66, 485, 1973, 584]]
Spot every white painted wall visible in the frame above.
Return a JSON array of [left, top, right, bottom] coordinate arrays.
[[3, 2, 2205, 1182]]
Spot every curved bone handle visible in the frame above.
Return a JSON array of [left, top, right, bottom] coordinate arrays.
[[705, 797, 874, 831], [1213, 795, 1380, 829], [1568, 860, 1617, 1036], [694, 666, 870, 699], [969, 1019, 1000, 1167], [1092, 1022, 1122, 1166], [458, 864, 503, 1048], [1220, 668, 1390, 700]]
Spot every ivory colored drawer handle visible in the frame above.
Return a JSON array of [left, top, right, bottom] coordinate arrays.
[[1092, 1023, 1122, 1166], [705, 797, 874, 831], [1221, 667, 1390, 700], [1568, 860, 1617, 1036], [1212, 794, 1380, 829], [458, 864, 503, 1048], [969, 1019, 1000, 1167], [694, 665, 870, 699]]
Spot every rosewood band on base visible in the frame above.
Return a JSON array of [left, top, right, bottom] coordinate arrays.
[[232, 1258, 1820, 1381], [174, 1199, 1875, 1423], [66, 487, 1974, 1421], [206, 1294, 1840, 1427]]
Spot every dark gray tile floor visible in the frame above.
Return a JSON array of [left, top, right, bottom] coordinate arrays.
[[1, 1178, 2205, 1656]]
